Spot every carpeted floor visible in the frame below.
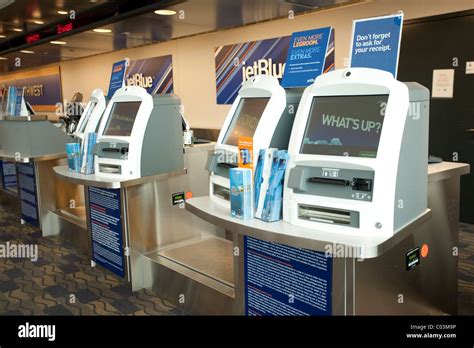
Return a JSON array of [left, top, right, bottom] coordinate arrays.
[[0, 198, 182, 315], [0, 197, 473, 315]]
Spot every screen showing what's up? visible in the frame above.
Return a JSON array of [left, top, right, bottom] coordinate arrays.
[[300, 94, 389, 158]]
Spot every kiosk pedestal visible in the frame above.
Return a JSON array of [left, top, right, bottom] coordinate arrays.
[[0, 115, 76, 233], [54, 144, 227, 311], [186, 162, 469, 315]]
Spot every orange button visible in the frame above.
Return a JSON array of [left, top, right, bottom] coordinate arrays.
[[421, 244, 429, 258]]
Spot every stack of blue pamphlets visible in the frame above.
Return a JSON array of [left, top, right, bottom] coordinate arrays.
[[259, 150, 289, 222], [66, 143, 81, 173], [80, 132, 97, 175], [230, 168, 253, 220], [254, 148, 277, 219]]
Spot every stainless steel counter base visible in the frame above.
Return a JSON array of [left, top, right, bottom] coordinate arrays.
[[141, 236, 234, 315], [54, 143, 233, 314], [188, 162, 469, 315]]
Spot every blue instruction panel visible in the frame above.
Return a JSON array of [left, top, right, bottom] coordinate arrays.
[[0, 160, 18, 191], [17, 163, 39, 227], [244, 236, 332, 316], [88, 186, 125, 278]]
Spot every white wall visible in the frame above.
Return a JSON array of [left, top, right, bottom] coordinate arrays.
[[11, 0, 474, 128]]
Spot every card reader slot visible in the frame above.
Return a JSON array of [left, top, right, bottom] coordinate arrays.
[[102, 148, 121, 153], [99, 164, 122, 174], [308, 177, 350, 186], [213, 183, 230, 201], [217, 162, 237, 169], [298, 204, 358, 227]]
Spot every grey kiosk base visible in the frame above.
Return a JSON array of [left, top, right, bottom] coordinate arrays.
[[54, 144, 231, 314], [0, 115, 76, 234], [186, 162, 469, 315]]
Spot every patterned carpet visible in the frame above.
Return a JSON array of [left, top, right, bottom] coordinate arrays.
[[0, 197, 182, 316], [459, 223, 474, 315], [0, 195, 473, 315]]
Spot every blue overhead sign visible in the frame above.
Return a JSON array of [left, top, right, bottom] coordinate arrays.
[[350, 13, 404, 78]]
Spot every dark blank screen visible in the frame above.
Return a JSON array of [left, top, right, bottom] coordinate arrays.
[[104, 101, 142, 137], [222, 97, 270, 146], [300, 94, 389, 158]]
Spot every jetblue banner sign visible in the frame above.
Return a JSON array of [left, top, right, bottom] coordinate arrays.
[[281, 27, 335, 88], [126, 55, 173, 95], [215, 36, 291, 104], [350, 13, 404, 78]]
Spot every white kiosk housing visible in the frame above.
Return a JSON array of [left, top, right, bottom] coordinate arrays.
[[94, 85, 183, 178], [284, 68, 429, 238], [73, 88, 106, 141], [207, 74, 301, 206]]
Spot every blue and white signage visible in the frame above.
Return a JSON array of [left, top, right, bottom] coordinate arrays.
[[244, 236, 332, 316], [0, 161, 17, 190], [126, 55, 173, 95], [88, 187, 125, 278], [18, 163, 39, 227], [350, 13, 404, 78], [108, 59, 130, 98], [282, 27, 335, 88]]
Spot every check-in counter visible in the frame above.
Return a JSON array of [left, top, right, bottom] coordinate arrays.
[[0, 115, 81, 234], [54, 143, 224, 292], [186, 161, 469, 315]]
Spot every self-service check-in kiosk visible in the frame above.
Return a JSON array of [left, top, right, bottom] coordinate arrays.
[[186, 67, 469, 315], [73, 88, 106, 141], [208, 75, 302, 206], [54, 85, 222, 308], [94, 86, 183, 178], [284, 67, 428, 237]]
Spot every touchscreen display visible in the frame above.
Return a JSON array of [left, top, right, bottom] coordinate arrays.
[[103, 101, 142, 137], [300, 94, 389, 158], [222, 97, 270, 146]]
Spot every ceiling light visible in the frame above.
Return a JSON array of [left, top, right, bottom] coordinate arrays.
[[0, 57, 7, 60], [154, 9, 176, 16], [93, 28, 112, 33], [57, 10, 68, 15], [33, 20, 44, 25], [13, 28, 23, 32], [50, 40, 67, 45], [0, 35, 6, 38], [20, 50, 34, 54]]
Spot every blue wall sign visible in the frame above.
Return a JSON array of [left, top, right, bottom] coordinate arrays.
[[108, 59, 129, 98], [0, 66, 62, 111], [244, 236, 332, 316], [17, 163, 39, 227], [281, 27, 335, 88], [350, 13, 404, 78], [88, 187, 125, 278]]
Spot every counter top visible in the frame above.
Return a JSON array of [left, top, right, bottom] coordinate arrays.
[[428, 162, 470, 182], [0, 150, 65, 163], [53, 165, 187, 189], [183, 142, 215, 154], [186, 196, 431, 258], [186, 161, 469, 258]]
